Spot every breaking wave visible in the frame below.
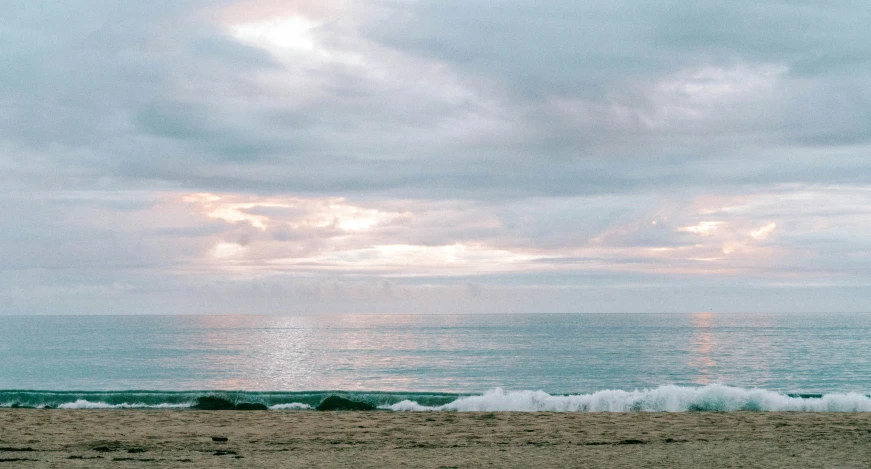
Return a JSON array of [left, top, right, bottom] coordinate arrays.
[[384, 385, 871, 412]]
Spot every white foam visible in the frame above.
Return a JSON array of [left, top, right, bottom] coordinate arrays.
[[382, 385, 871, 412], [268, 403, 312, 410], [57, 399, 191, 409]]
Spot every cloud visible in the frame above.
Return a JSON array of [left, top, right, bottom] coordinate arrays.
[[2, 1, 871, 313], [2, 0, 868, 198]]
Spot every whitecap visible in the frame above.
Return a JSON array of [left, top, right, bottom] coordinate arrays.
[[382, 384, 871, 412]]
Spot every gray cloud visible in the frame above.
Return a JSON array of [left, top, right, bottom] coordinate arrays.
[[1, 0, 868, 198]]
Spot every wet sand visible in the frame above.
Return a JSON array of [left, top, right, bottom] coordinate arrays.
[[1, 409, 871, 468]]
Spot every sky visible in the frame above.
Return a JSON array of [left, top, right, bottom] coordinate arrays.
[[2, 0, 871, 315]]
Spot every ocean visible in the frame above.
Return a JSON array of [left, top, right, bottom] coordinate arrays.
[[2, 313, 871, 411]]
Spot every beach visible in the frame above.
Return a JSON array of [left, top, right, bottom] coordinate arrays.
[[2, 410, 870, 468]]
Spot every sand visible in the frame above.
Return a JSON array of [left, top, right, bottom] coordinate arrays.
[[1, 410, 871, 468]]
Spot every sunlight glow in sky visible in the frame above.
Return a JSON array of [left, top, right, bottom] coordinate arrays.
[[231, 16, 321, 52]]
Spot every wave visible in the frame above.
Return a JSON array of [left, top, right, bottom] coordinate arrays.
[[3, 385, 871, 412], [385, 385, 871, 412], [0, 390, 457, 410]]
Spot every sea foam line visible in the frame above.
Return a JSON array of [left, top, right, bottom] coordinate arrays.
[[1, 400, 315, 410], [383, 385, 871, 412], [268, 403, 312, 410], [56, 400, 192, 409]]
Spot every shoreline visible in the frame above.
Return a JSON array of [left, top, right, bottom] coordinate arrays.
[[2, 409, 871, 467]]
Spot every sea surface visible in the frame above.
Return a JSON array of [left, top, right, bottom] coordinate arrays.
[[3, 313, 871, 411]]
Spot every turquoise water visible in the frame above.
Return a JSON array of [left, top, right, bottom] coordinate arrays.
[[2, 313, 871, 411]]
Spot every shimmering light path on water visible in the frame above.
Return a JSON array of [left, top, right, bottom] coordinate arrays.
[[2, 313, 870, 394]]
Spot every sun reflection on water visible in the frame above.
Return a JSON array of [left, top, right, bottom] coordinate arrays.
[[689, 312, 718, 384]]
